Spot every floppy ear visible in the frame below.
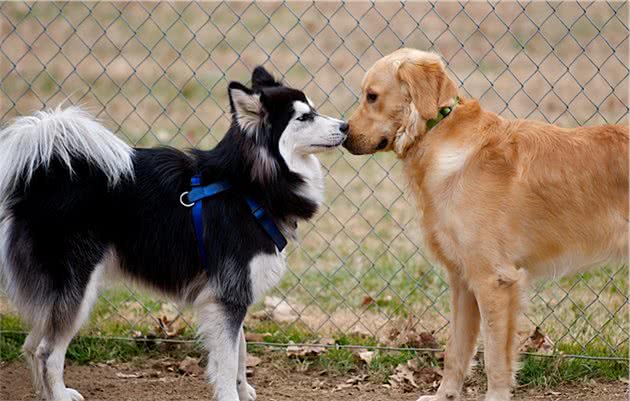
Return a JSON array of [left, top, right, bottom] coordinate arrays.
[[396, 56, 458, 122], [251, 66, 280, 90], [228, 81, 264, 134]]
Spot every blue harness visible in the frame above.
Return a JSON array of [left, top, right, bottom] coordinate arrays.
[[180, 175, 287, 273]]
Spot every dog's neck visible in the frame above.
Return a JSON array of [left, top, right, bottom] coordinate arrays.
[[394, 82, 461, 159], [192, 132, 321, 234]]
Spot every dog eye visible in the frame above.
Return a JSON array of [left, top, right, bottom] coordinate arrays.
[[296, 113, 314, 122], [366, 93, 378, 103]]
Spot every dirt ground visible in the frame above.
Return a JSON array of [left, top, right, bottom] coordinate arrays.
[[1, 358, 627, 401]]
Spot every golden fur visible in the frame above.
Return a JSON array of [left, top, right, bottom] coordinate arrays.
[[344, 48, 628, 401]]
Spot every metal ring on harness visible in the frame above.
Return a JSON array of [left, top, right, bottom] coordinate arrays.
[[179, 192, 194, 207]]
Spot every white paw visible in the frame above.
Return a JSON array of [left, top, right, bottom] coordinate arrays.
[[238, 382, 256, 401], [65, 388, 85, 401], [417, 392, 459, 401], [484, 392, 511, 401]]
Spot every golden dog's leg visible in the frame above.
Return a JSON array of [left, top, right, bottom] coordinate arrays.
[[417, 272, 480, 401], [474, 266, 525, 401]]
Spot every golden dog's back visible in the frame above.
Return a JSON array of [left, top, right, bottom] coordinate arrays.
[[482, 117, 628, 277]]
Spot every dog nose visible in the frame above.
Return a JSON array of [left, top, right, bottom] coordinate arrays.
[[339, 122, 349, 133]]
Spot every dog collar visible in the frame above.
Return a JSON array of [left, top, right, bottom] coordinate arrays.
[[426, 96, 460, 132], [181, 175, 287, 274]]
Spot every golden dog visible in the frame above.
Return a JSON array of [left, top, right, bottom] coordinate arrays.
[[344, 48, 628, 401]]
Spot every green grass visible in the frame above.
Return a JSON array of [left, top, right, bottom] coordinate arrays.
[[2, 313, 627, 389], [517, 343, 629, 387]]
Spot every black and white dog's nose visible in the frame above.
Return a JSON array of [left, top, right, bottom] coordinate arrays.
[[339, 122, 349, 133]]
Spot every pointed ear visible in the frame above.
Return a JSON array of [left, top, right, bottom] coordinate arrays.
[[251, 66, 280, 90], [228, 82, 264, 134]]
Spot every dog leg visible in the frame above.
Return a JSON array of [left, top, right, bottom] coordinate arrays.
[[37, 265, 102, 401], [23, 328, 45, 397], [417, 272, 480, 401], [198, 302, 245, 401], [237, 327, 256, 401], [474, 265, 526, 401], [37, 333, 84, 401]]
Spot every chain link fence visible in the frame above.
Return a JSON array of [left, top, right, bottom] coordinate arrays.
[[1, 1, 628, 360]]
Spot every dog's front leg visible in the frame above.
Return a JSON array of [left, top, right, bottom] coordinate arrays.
[[237, 327, 256, 401], [197, 302, 246, 401], [418, 271, 481, 401]]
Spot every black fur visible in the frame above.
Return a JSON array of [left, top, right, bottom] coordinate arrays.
[[3, 68, 320, 337]]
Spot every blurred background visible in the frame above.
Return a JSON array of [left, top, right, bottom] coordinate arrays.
[[1, 1, 628, 362]]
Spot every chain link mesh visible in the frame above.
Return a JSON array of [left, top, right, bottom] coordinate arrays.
[[1, 1, 628, 359]]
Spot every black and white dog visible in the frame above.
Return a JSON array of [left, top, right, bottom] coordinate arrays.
[[0, 67, 347, 401]]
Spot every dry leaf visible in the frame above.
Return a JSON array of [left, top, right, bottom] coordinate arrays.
[[352, 349, 375, 365], [387, 316, 440, 349], [333, 374, 367, 391], [264, 296, 299, 323], [361, 296, 375, 306], [312, 380, 325, 390], [178, 356, 204, 376], [388, 359, 440, 392], [250, 310, 270, 320], [519, 327, 554, 353], [319, 337, 336, 346], [246, 355, 261, 368], [346, 374, 368, 385], [333, 383, 354, 392], [389, 362, 419, 389], [286, 343, 327, 360], [115, 372, 141, 379]]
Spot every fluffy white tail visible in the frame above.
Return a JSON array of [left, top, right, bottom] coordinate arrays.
[[0, 106, 134, 197]]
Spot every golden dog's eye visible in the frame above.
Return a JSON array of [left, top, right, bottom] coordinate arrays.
[[366, 93, 378, 103]]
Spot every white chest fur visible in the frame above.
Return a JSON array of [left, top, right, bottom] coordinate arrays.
[[248, 251, 287, 303], [280, 149, 325, 207]]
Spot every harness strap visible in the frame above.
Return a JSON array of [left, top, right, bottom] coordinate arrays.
[[244, 197, 288, 251], [185, 175, 287, 273]]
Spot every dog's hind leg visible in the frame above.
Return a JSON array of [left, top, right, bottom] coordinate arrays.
[[37, 265, 103, 401], [23, 327, 46, 396], [237, 327, 256, 401], [197, 302, 246, 401], [473, 264, 527, 401]]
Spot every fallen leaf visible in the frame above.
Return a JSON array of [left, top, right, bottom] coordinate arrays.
[[361, 296, 375, 306], [346, 374, 368, 385], [389, 362, 419, 389], [333, 383, 354, 392], [388, 359, 440, 392], [115, 372, 141, 379], [286, 343, 327, 360], [319, 337, 336, 346], [250, 310, 270, 320], [519, 327, 554, 353], [312, 379, 325, 390], [264, 296, 299, 323], [246, 355, 261, 368], [387, 316, 440, 349], [352, 349, 375, 365], [178, 356, 204, 376]]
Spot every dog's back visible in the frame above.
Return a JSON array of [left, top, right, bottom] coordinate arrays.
[[476, 117, 628, 277]]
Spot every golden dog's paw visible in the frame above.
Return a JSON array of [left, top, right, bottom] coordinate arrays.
[[417, 392, 460, 401]]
